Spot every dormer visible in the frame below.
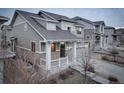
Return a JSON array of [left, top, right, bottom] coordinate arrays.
[[38, 10, 76, 31], [94, 21, 105, 34], [31, 16, 58, 31], [47, 21, 57, 30]]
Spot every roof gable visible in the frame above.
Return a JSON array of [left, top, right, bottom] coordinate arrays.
[[10, 10, 79, 41], [39, 10, 75, 23]]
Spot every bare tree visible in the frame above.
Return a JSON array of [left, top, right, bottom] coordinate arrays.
[[77, 45, 95, 83], [4, 48, 45, 84]]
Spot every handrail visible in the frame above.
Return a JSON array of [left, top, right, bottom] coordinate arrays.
[[51, 56, 68, 62]]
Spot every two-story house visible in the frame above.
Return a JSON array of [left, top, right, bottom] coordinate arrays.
[[104, 26, 115, 49], [93, 21, 106, 51], [72, 16, 95, 50], [0, 16, 14, 83], [7, 10, 81, 75], [113, 28, 124, 47]]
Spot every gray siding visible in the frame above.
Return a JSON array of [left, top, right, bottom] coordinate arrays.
[[8, 15, 44, 52], [84, 29, 93, 41], [14, 15, 24, 26], [104, 28, 114, 45], [76, 20, 95, 29]]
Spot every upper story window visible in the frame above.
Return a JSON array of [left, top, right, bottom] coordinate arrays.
[[67, 27, 71, 32], [75, 26, 82, 34], [31, 42, 36, 52], [47, 22, 56, 30]]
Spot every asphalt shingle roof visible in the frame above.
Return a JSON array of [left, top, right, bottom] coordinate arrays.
[[72, 16, 94, 25], [93, 21, 105, 26], [40, 10, 76, 23], [16, 10, 80, 41], [104, 26, 115, 29]]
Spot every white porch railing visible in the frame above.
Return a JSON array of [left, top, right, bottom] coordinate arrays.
[[40, 58, 46, 70], [39, 56, 69, 73], [51, 56, 69, 74]]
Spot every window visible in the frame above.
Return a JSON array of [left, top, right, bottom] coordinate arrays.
[[56, 42, 60, 50], [87, 36, 90, 39], [31, 42, 36, 52], [75, 26, 82, 34], [113, 36, 117, 41], [47, 22, 56, 30], [41, 42, 45, 52], [67, 27, 71, 32], [77, 30, 81, 34]]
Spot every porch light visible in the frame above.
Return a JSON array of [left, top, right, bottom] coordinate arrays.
[[61, 42, 65, 44], [51, 43, 54, 48]]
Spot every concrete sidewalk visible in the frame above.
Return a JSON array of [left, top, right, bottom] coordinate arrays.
[[92, 59, 124, 83]]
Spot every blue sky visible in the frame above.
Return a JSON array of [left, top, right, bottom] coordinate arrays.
[[0, 8, 124, 27]]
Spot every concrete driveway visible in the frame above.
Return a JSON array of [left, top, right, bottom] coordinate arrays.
[[92, 59, 124, 83]]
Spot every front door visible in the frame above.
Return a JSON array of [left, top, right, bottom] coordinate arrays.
[[60, 42, 65, 57]]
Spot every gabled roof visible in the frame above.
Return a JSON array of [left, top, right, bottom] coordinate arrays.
[[72, 16, 94, 25], [39, 10, 76, 23], [104, 26, 115, 29], [11, 10, 80, 41], [0, 16, 9, 21], [93, 21, 105, 26], [0, 16, 9, 25]]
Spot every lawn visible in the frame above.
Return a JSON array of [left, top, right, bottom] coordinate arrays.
[[58, 70, 97, 84]]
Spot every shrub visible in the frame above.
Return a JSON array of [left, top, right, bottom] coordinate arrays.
[[87, 66, 95, 73], [59, 72, 68, 80], [101, 56, 112, 62], [109, 49, 119, 62], [102, 56, 109, 61], [108, 76, 119, 83], [66, 69, 74, 75], [48, 78, 57, 84]]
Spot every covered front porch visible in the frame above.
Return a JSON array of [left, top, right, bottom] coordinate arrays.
[[39, 41, 77, 75]]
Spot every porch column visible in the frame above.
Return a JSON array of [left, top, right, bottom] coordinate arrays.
[[100, 36, 103, 50], [73, 42, 77, 64], [46, 42, 51, 71]]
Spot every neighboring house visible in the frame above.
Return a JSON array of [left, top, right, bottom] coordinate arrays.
[[0, 16, 11, 84], [72, 16, 95, 49], [8, 10, 81, 75], [0, 16, 9, 46], [113, 28, 124, 47], [93, 21, 106, 51], [104, 26, 115, 49]]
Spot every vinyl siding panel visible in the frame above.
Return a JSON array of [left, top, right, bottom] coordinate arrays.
[[76, 20, 95, 29], [8, 15, 44, 51]]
